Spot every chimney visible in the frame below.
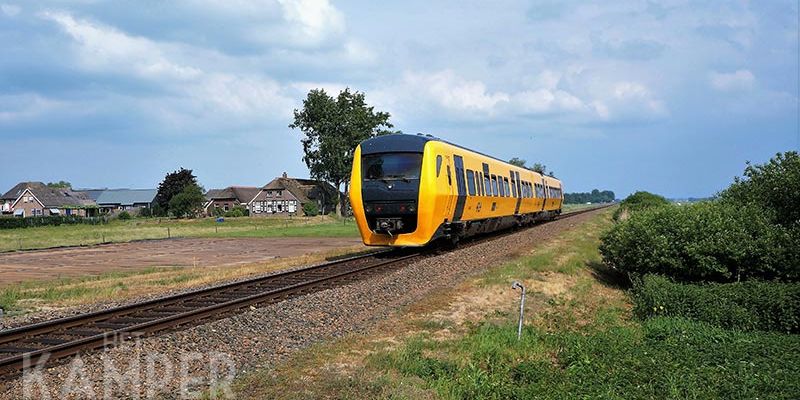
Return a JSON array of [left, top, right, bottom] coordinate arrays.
[[282, 172, 288, 178]]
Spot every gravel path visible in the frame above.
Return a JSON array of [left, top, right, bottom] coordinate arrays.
[[0, 210, 602, 399]]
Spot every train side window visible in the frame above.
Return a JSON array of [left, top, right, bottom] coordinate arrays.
[[436, 155, 443, 177], [466, 170, 476, 195], [484, 173, 491, 196], [478, 172, 484, 196], [498, 176, 505, 197], [491, 175, 499, 197], [503, 178, 510, 197]]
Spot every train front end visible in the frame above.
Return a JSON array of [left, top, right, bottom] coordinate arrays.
[[349, 134, 435, 247]]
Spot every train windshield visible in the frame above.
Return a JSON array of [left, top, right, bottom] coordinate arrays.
[[363, 153, 423, 181]]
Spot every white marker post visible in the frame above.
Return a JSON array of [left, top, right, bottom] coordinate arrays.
[[512, 281, 526, 340]]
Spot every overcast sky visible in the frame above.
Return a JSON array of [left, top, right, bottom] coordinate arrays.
[[1, 0, 797, 198]]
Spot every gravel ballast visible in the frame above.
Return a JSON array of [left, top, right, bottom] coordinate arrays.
[[0, 210, 603, 399]]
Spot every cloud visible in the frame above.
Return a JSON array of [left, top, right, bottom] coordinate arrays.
[[0, 3, 20, 17], [38, 10, 294, 130], [404, 70, 510, 114], [593, 38, 666, 61], [0, 93, 68, 123], [709, 69, 755, 91], [276, 0, 345, 47]]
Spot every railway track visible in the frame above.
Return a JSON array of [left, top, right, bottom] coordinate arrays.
[[0, 204, 610, 377]]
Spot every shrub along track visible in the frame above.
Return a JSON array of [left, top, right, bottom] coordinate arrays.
[[0, 205, 608, 379]]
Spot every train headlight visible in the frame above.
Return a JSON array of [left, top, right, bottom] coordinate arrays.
[[408, 205, 416, 213], [364, 204, 373, 213]]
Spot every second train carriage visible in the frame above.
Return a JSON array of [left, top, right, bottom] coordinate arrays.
[[349, 134, 563, 247]]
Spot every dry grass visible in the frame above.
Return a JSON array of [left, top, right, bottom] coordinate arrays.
[[1, 245, 366, 314]]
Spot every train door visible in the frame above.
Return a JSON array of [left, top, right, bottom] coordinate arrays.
[[541, 178, 548, 211], [443, 155, 455, 221], [513, 171, 522, 215], [452, 155, 467, 221]]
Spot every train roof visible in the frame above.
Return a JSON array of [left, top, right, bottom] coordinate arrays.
[[359, 134, 562, 184]]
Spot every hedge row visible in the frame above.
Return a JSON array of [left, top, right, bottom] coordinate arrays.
[[631, 274, 800, 333], [600, 202, 799, 282], [0, 215, 107, 229]]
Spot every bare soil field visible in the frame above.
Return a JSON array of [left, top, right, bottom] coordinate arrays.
[[0, 237, 364, 286]]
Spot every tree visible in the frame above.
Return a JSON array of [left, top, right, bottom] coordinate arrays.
[[530, 162, 547, 175], [155, 168, 200, 216], [290, 88, 396, 216], [47, 181, 71, 188], [508, 158, 553, 176], [168, 183, 205, 218], [508, 157, 527, 167]]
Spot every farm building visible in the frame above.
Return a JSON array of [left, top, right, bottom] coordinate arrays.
[[204, 186, 261, 216], [0, 182, 97, 217], [95, 189, 157, 214], [251, 173, 337, 216]]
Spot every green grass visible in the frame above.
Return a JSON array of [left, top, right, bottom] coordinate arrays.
[[562, 203, 604, 212], [372, 317, 800, 400], [0, 215, 359, 252], [481, 209, 612, 285]]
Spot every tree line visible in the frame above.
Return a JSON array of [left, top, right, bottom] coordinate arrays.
[[564, 189, 615, 204]]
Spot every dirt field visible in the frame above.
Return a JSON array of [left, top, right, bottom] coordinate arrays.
[[0, 237, 365, 285]]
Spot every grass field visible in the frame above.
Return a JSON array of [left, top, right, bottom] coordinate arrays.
[[0, 205, 600, 252], [0, 245, 365, 314], [231, 208, 800, 399], [0, 215, 359, 252]]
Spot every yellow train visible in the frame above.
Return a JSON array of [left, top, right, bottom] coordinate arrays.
[[349, 134, 564, 247]]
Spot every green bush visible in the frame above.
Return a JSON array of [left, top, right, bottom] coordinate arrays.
[[117, 211, 132, 220], [303, 202, 319, 216], [223, 205, 248, 218], [0, 215, 106, 229], [631, 274, 800, 333], [720, 151, 799, 228], [600, 202, 797, 282], [613, 191, 669, 221]]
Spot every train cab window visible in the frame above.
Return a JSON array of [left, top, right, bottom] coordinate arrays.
[[491, 175, 499, 197], [503, 178, 510, 197], [436, 155, 443, 177], [466, 170, 476, 195], [363, 153, 423, 180]]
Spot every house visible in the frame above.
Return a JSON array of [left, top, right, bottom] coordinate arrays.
[[1, 182, 97, 217], [95, 189, 157, 214], [251, 173, 337, 216], [203, 186, 261, 216]]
